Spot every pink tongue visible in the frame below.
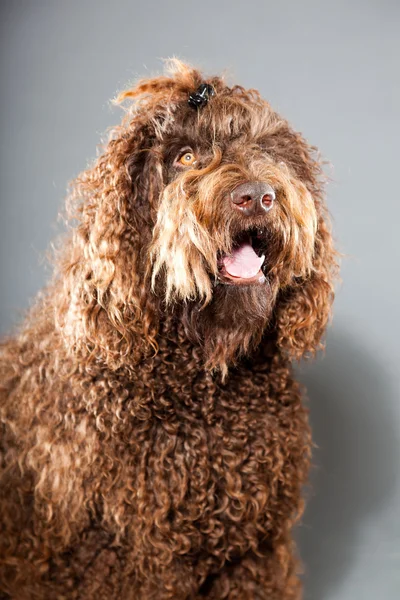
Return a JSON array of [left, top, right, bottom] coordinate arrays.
[[222, 242, 264, 279]]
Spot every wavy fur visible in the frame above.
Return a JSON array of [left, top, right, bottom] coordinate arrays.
[[0, 59, 338, 599]]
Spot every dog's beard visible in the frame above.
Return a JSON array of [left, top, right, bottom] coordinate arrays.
[[181, 278, 276, 378]]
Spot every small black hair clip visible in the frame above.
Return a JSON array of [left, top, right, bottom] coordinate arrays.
[[188, 83, 215, 109]]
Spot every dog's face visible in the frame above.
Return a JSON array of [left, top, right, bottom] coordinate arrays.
[[62, 61, 337, 374], [153, 103, 317, 302]]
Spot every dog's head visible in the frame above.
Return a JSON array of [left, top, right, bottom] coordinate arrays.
[[60, 60, 338, 375]]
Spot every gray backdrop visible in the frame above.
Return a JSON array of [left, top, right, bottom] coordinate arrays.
[[1, 1, 399, 598]]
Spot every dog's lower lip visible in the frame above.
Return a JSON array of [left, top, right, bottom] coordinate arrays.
[[217, 266, 266, 285]]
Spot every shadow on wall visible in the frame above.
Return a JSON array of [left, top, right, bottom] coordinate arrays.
[[295, 326, 399, 600]]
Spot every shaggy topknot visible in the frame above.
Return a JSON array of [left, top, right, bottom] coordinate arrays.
[[0, 59, 338, 599]]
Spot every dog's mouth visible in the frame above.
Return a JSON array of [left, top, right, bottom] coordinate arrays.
[[217, 228, 268, 286]]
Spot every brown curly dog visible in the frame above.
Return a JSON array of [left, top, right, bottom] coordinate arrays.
[[0, 60, 338, 599]]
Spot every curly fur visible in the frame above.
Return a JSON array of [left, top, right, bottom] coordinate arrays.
[[0, 59, 338, 599]]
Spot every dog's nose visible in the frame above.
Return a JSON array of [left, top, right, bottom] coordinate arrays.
[[230, 181, 275, 217]]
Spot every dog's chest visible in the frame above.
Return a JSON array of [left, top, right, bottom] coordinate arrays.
[[119, 383, 290, 564]]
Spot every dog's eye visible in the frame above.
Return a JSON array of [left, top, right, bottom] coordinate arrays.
[[177, 151, 197, 167]]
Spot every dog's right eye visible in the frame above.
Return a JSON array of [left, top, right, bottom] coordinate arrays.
[[174, 149, 197, 168]]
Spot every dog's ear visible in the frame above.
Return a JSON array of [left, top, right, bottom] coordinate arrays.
[[274, 205, 338, 359], [56, 92, 166, 368], [270, 130, 339, 360]]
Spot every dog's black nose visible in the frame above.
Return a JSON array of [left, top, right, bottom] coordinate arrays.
[[230, 181, 275, 217]]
